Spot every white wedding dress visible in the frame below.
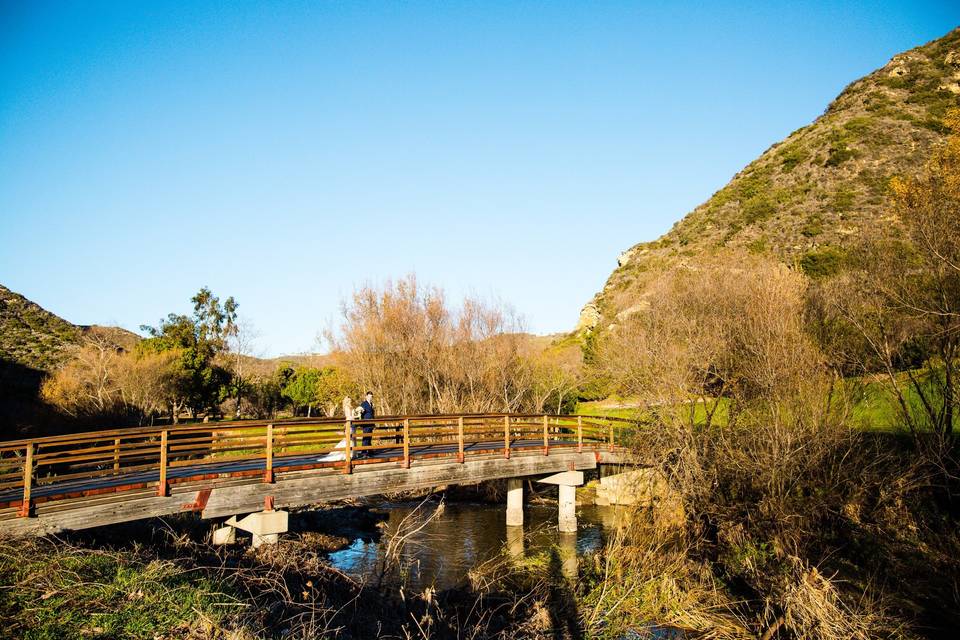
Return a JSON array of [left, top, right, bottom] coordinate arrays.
[[317, 440, 348, 462], [318, 405, 362, 462]]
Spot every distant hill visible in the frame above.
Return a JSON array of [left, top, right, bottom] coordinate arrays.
[[0, 284, 81, 371], [579, 27, 960, 334], [0, 284, 141, 437], [0, 284, 141, 371]]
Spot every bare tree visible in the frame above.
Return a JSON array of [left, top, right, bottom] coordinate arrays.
[[226, 317, 262, 419], [328, 275, 540, 415]]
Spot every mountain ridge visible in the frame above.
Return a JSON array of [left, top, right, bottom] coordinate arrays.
[[579, 27, 960, 334]]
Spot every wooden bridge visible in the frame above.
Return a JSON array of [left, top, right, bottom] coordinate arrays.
[[0, 413, 635, 539]]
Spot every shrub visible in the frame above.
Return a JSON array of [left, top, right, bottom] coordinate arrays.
[[778, 142, 810, 172], [825, 132, 856, 167], [742, 195, 776, 224], [801, 214, 824, 237], [800, 247, 847, 279], [831, 185, 856, 212]]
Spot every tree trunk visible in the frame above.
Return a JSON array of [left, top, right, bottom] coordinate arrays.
[[944, 357, 954, 436]]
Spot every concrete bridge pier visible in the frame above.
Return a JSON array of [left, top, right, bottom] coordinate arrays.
[[538, 470, 584, 533], [505, 521, 525, 560], [558, 532, 578, 581], [213, 497, 289, 548], [506, 478, 524, 526]]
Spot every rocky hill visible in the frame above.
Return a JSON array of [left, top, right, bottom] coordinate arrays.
[[579, 27, 960, 335], [0, 284, 82, 372], [0, 284, 143, 437]]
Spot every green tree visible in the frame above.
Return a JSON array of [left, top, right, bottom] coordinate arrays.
[[280, 366, 347, 417], [282, 367, 322, 417], [139, 287, 238, 422]]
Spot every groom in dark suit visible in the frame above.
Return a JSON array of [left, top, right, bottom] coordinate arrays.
[[359, 391, 375, 457]]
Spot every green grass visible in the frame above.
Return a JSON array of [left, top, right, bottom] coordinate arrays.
[[844, 371, 957, 433], [578, 369, 958, 434], [577, 397, 731, 427], [0, 538, 244, 639]]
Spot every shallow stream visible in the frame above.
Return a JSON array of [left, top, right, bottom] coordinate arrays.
[[326, 500, 623, 591]]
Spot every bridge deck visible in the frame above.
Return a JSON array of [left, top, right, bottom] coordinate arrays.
[[0, 414, 634, 536]]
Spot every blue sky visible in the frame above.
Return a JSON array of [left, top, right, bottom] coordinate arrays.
[[1, 1, 957, 356]]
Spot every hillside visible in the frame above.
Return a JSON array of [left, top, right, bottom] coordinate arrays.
[[0, 284, 143, 436], [0, 284, 81, 371], [578, 27, 960, 334], [0, 284, 142, 371]]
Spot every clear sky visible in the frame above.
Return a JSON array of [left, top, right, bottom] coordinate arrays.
[[1, 1, 957, 356]]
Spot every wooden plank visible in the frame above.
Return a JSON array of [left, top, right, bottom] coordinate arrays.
[[343, 421, 352, 475], [157, 430, 168, 497], [503, 415, 510, 459], [543, 415, 549, 456], [18, 444, 32, 517], [264, 424, 274, 483], [403, 418, 410, 468], [578, 415, 583, 453]]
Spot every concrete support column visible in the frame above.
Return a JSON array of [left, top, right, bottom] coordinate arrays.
[[221, 505, 289, 548], [506, 522, 525, 560], [558, 532, 578, 581], [558, 484, 577, 533], [252, 532, 280, 548], [506, 478, 524, 527], [537, 470, 584, 534]]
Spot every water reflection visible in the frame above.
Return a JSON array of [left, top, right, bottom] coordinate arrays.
[[327, 501, 616, 590]]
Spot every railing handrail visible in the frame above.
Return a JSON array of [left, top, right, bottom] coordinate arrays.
[[0, 412, 637, 448], [2, 412, 638, 518]]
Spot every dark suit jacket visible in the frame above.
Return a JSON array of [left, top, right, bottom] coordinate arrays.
[[360, 400, 375, 420]]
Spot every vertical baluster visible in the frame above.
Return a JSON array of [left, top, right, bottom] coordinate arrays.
[[264, 424, 274, 483], [577, 416, 583, 453], [113, 437, 121, 473], [157, 430, 168, 497], [343, 420, 353, 474], [543, 415, 549, 456], [608, 421, 614, 451], [503, 415, 510, 459], [18, 443, 33, 517], [457, 416, 465, 463], [403, 418, 411, 469]]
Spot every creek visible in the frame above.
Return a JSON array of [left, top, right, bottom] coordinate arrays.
[[325, 499, 623, 591]]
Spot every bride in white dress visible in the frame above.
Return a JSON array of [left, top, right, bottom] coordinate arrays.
[[317, 396, 361, 462]]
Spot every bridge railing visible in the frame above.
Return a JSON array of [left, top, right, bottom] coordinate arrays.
[[0, 413, 636, 516]]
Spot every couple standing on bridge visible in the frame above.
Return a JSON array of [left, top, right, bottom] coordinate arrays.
[[318, 391, 376, 462]]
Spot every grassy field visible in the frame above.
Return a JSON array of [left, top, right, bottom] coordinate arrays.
[[577, 397, 730, 425], [0, 537, 244, 639], [578, 370, 955, 434]]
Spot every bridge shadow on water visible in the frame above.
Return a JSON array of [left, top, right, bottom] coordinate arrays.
[[545, 543, 585, 640]]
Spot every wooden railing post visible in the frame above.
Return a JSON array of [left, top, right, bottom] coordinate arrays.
[[577, 416, 583, 453], [18, 443, 33, 517], [157, 430, 168, 497], [608, 421, 614, 452], [403, 418, 411, 469], [343, 421, 353, 474], [457, 416, 465, 463], [543, 415, 549, 456], [503, 415, 510, 459], [264, 423, 274, 483], [113, 437, 121, 473]]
